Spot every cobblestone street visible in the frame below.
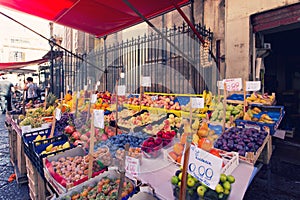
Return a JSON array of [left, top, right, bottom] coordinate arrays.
[[0, 114, 29, 200]]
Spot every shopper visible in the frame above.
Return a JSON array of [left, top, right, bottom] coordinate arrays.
[[0, 80, 14, 114], [24, 77, 38, 103]]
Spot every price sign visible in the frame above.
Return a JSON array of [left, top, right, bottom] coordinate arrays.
[[188, 145, 223, 190], [84, 85, 88, 91], [91, 94, 97, 104], [94, 109, 104, 128], [125, 156, 140, 177], [246, 81, 261, 91], [151, 95, 158, 101], [117, 85, 126, 96], [141, 76, 151, 87], [224, 78, 242, 91], [217, 81, 224, 89], [55, 108, 62, 121], [191, 98, 204, 108], [77, 91, 80, 98]]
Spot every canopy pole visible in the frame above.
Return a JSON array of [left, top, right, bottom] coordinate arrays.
[[170, 0, 217, 63], [0, 12, 105, 72], [122, 0, 195, 65]]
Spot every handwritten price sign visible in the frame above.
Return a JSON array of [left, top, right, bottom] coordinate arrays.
[[191, 98, 204, 108], [188, 145, 223, 190], [218, 78, 242, 91], [125, 156, 140, 177], [117, 85, 126, 96], [246, 81, 261, 91], [94, 109, 104, 128], [141, 76, 151, 87]]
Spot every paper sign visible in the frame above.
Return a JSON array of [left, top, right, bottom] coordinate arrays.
[[94, 109, 104, 128], [91, 94, 97, 104], [218, 78, 242, 91], [125, 156, 140, 177], [191, 98, 204, 108], [224, 78, 242, 91], [246, 81, 261, 91], [217, 81, 224, 89], [188, 145, 223, 190], [77, 91, 80, 98], [97, 81, 100, 86], [84, 85, 88, 90], [141, 76, 151, 87], [55, 108, 62, 121], [151, 95, 158, 101], [117, 85, 126, 96]]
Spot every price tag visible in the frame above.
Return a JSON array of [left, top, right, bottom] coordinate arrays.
[[188, 145, 223, 190], [151, 95, 158, 101], [217, 81, 224, 89], [141, 76, 151, 87], [55, 108, 62, 121], [224, 78, 242, 91], [125, 156, 140, 177], [84, 85, 88, 91], [191, 98, 204, 108], [91, 94, 97, 104], [246, 81, 261, 91], [93, 109, 104, 128], [117, 85, 126, 96]]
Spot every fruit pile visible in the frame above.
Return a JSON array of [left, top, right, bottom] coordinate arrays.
[[210, 103, 243, 124], [61, 177, 134, 200], [95, 132, 148, 157], [246, 92, 275, 105], [50, 155, 105, 186], [141, 136, 163, 158], [243, 107, 277, 124], [39, 142, 71, 156], [214, 127, 268, 156], [171, 169, 235, 200]]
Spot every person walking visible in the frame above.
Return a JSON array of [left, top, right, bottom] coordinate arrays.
[[24, 77, 37, 103], [0, 80, 14, 114]]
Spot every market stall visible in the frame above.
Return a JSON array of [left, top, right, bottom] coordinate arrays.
[[4, 82, 282, 200]]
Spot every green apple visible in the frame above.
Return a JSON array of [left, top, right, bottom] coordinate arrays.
[[171, 176, 179, 185], [215, 184, 224, 193], [223, 181, 231, 191], [227, 175, 235, 184], [187, 177, 196, 187], [224, 189, 230, 195], [218, 193, 224, 199], [178, 181, 181, 187], [197, 185, 207, 197], [178, 172, 183, 180], [220, 173, 227, 183]]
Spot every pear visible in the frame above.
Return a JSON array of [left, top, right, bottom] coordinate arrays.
[[46, 144, 53, 152]]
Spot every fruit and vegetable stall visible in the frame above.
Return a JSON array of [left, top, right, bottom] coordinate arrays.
[[4, 83, 284, 200]]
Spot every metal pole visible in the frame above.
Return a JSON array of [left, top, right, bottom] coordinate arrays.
[[49, 40, 54, 93], [104, 36, 108, 91], [122, 0, 195, 65]]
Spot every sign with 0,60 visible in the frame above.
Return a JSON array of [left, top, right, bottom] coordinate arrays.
[[188, 145, 223, 190]]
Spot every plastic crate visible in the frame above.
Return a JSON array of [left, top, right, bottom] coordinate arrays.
[[31, 134, 74, 179], [22, 128, 51, 165], [236, 104, 285, 135]]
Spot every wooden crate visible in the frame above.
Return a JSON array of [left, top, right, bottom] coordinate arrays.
[[258, 136, 273, 165], [25, 155, 47, 200], [8, 128, 17, 166], [16, 131, 26, 175]]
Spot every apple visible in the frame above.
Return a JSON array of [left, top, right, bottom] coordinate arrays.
[[187, 177, 196, 187], [197, 185, 207, 197], [71, 131, 81, 140]]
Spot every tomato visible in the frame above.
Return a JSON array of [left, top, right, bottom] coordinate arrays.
[[209, 149, 221, 158], [64, 125, 75, 134]]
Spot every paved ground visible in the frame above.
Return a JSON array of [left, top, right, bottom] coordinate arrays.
[[0, 114, 299, 200], [0, 115, 29, 200]]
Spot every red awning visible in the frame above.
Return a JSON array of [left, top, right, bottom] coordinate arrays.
[[0, 0, 189, 37], [0, 58, 48, 70]]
